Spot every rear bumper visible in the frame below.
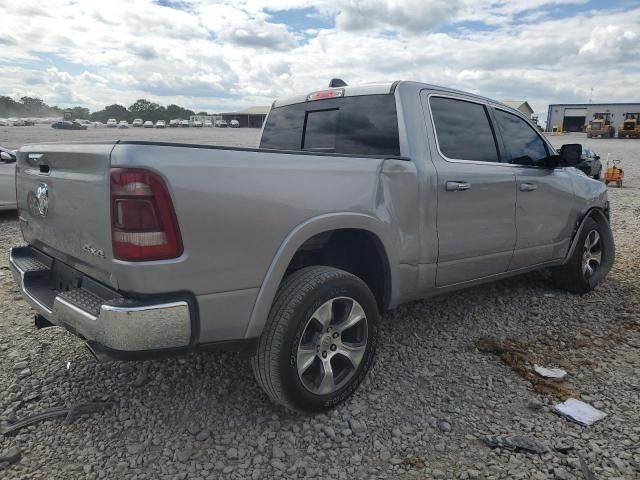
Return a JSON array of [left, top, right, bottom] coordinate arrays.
[[9, 246, 191, 352]]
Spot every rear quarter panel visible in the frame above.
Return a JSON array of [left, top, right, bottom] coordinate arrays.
[[110, 144, 417, 341]]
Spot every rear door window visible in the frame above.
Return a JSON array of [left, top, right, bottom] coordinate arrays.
[[429, 96, 499, 163], [493, 109, 549, 165], [260, 94, 400, 156]]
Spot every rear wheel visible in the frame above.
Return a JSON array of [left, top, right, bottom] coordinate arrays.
[[552, 217, 611, 293], [251, 266, 379, 412]]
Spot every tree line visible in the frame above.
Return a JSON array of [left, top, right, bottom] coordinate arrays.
[[1, 96, 200, 122]]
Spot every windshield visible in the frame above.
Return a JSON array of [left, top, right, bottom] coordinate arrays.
[[260, 94, 400, 156]]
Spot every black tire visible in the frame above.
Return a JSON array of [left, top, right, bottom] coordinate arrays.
[[251, 266, 379, 413], [593, 171, 601, 180], [552, 217, 612, 294]]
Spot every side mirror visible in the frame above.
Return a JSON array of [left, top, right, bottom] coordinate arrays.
[[559, 144, 582, 166], [0, 150, 16, 163], [595, 155, 601, 160]]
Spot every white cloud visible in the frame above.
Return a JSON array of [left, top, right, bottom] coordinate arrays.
[[0, 0, 639, 115]]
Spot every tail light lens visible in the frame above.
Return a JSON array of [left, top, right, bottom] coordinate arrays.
[[110, 168, 183, 261]]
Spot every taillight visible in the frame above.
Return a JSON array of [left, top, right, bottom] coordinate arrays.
[[110, 168, 183, 261]]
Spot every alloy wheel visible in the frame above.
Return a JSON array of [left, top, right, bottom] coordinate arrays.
[[296, 297, 368, 395], [582, 229, 602, 279]]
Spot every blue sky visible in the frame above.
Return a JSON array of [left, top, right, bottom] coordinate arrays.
[[1, 0, 639, 118]]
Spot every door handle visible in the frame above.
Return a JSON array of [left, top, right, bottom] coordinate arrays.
[[445, 181, 471, 192], [519, 182, 538, 192]]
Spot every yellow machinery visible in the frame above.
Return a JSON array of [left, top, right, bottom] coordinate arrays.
[[586, 112, 615, 138], [618, 113, 640, 138], [604, 158, 624, 187]]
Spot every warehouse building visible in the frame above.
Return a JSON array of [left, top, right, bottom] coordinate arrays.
[[546, 103, 640, 133], [502, 101, 534, 119], [220, 106, 270, 128]]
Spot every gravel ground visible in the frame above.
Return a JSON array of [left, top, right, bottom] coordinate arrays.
[[0, 132, 639, 479]]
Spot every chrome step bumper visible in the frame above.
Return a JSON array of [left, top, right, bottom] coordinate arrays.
[[9, 246, 191, 352]]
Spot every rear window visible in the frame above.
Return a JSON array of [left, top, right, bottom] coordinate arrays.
[[260, 95, 400, 156]]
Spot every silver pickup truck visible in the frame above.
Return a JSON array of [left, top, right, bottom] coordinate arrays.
[[10, 81, 614, 412]]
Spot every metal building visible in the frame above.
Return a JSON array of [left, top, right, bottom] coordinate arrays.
[[546, 103, 640, 133], [502, 101, 534, 119], [220, 106, 270, 128]]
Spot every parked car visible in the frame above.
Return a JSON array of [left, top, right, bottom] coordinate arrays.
[[179, 120, 190, 127], [10, 81, 614, 413], [0, 146, 17, 210], [143, 121, 154, 128], [169, 119, 181, 128], [132, 118, 144, 128], [577, 147, 603, 179], [11, 119, 26, 126], [106, 118, 118, 128], [51, 121, 88, 130], [118, 120, 129, 129], [204, 120, 213, 127], [192, 120, 203, 127], [215, 119, 228, 127], [156, 120, 166, 128], [229, 120, 240, 128], [0, 119, 9, 126]]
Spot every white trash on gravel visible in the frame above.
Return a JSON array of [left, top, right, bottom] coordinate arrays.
[[533, 365, 567, 379], [553, 398, 607, 426]]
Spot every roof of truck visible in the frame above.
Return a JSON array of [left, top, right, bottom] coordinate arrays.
[[273, 80, 514, 110]]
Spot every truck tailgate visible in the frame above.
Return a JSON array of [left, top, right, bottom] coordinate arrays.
[[17, 143, 116, 288]]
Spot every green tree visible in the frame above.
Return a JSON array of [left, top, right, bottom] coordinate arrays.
[[70, 106, 90, 120], [90, 104, 131, 123]]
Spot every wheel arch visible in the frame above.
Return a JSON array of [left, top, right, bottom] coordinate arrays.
[[561, 207, 614, 266], [243, 213, 398, 339]]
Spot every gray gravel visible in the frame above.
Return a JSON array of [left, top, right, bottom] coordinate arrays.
[[1, 132, 639, 479]]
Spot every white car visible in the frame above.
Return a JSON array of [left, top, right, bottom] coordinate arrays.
[[132, 118, 144, 127], [180, 120, 190, 128], [118, 120, 129, 129], [143, 121, 154, 128], [107, 118, 118, 128], [156, 120, 166, 128], [215, 119, 228, 128], [229, 120, 240, 128], [0, 147, 17, 210], [169, 119, 180, 128], [204, 120, 213, 127], [192, 120, 203, 128]]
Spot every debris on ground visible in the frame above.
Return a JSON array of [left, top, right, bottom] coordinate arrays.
[[476, 337, 578, 399], [483, 434, 546, 454], [534, 365, 567, 379], [553, 398, 606, 426], [0, 446, 21, 467], [579, 454, 595, 480], [401, 456, 426, 469], [0, 401, 114, 435]]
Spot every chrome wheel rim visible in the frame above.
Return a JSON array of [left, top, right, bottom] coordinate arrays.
[[582, 229, 602, 279], [296, 297, 368, 395]]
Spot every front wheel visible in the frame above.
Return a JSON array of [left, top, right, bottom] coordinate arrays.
[[552, 217, 613, 294], [251, 266, 379, 413]]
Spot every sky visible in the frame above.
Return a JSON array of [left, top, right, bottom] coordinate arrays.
[[1, 0, 639, 118]]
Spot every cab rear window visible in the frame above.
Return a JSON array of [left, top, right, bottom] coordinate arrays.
[[260, 95, 400, 156]]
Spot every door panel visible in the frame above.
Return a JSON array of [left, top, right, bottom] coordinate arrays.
[[490, 107, 576, 269], [435, 162, 517, 285], [422, 93, 517, 287], [511, 167, 575, 268]]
